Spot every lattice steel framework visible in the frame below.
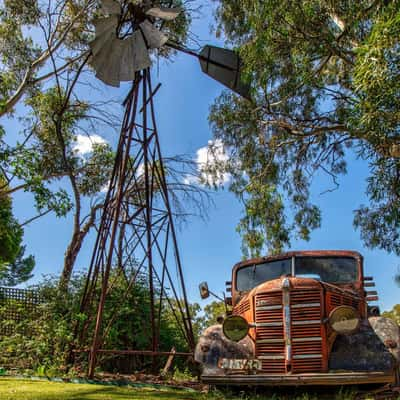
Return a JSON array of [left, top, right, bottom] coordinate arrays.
[[78, 69, 195, 377]]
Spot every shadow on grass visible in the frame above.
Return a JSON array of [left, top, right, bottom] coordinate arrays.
[[57, 387, 200, 400], [210, 385, 365, 400]]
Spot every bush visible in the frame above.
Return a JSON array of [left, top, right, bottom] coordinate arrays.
[[0, 273, 200, 376]]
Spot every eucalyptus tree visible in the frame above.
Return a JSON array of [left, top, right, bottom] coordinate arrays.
[[0, 175, 34, 286], [209, 0, 400, 257], [0, 0, 203, 288]]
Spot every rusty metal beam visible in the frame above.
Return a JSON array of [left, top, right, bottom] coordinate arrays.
[[74, 349, 193, 357]]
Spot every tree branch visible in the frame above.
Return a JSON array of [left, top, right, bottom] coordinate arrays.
[[0, 0, 95, 117]]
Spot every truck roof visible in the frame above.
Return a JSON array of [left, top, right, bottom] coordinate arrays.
[[232, 250, 363, 272]]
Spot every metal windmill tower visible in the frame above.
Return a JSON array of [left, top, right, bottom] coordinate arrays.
[[78, 0, 250, 377]]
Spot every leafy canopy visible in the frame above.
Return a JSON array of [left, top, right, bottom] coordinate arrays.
[[382, 304, 400, 325], [0, 173, 34, 286], [210, 0, 400, 257], [0, 0, 197, 288]]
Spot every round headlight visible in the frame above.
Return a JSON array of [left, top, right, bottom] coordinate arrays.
[[222, 315, 249, 342], [329, 305, 360, 335]]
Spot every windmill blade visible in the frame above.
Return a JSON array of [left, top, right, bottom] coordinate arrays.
[[145, 7, 181, 21], [89, 0, 177, 86], [101, 0, 121, 15], [90, 32, 116, 71], [90, 16, 119, 55], [198, 45, 251, 99], [140, 20, 168, 49], [100, 40, 123, 87], [94, 39, 123, 87], [131, 30, 152, 72], [119, 36, 135, 81], [93, 16, 119, 39]]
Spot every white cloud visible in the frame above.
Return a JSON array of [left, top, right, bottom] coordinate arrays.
[[73, 134, 107, 155], [100, 181, 110, 193], [135, 162, 145, 178], [184, 139, 231, 187]]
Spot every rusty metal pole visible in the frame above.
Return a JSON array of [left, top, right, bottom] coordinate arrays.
[[142, 69, 158, 368], [88, 76, 141, 378], [146, 73, 195, 350]]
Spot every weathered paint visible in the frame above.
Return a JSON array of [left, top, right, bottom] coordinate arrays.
[[197, 251, 399, 386], [369, 316, 400, 363], [194, 324, 254, 375], [329, 319, 395, 371]]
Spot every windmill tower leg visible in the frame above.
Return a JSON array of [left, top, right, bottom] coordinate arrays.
[[80, 69, 194, 378]]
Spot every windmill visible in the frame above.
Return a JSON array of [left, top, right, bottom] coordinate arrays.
[[77, 0, 250, 377]]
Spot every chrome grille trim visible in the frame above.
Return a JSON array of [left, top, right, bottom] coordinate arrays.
[[292, 320, 321, 325], [256, 322, 283, 327], [256, 305, 282, 311], [291, 302, 320, 309], [282, 278, 291, 362], [293, 337, 322, 342], [293, 354, 323, 359], [258, 355, 285, 360], [258, 338, 284, 344]]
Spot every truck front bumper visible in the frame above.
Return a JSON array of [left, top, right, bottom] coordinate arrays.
[[201, 371, 396, 386]]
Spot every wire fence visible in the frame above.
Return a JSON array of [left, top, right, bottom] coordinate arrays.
[[0, 287, 42, 336]]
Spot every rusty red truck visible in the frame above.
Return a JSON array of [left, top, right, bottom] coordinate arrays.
[[195, 250, 399, 386]]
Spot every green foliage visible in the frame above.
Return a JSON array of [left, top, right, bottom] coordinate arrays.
[[0, 180, 22, 267], [0, 276, 84, 371], [382, 304, 400, 325], [0, 273, 201, 375], [352, 3, 400, 255], [210, 0, 400, 256], [172, 367, 197, 382], [0, 0, 194, 288], [0, 1, 41, 111], [202, 301, 227, 328], [0, 175, 34, 285], [0, 246, 34, 286]]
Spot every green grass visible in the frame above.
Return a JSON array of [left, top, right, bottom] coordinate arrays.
[[0, 378, 396, 400], [0, 378, 205, 400]]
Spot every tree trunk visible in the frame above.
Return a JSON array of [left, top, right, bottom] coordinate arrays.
[[59, 230, 85, 291]]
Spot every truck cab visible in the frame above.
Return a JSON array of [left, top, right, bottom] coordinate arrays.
[[195, 250, 400, 386]]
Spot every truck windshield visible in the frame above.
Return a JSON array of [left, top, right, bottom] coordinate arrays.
[[236, 256, 358, 291], [236, 259, 291, 291]]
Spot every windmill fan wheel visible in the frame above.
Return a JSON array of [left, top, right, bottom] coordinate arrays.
[[89, 0, 181, 87]]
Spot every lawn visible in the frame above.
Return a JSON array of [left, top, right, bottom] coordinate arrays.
[[0, 378, 206, 400], [0, 377, 396, 400]]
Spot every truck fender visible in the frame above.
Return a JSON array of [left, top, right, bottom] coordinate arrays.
[[369, 317, 400, 364], [329, 318, 396, 371], [194, 324, 254, 374]]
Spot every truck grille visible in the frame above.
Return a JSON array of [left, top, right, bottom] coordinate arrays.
[[327, 291, 360, 314], [233, 299, 250, 315], [255, 291, 285, 373], [255, 288, 325, 374], [290, 289, 324, 373]]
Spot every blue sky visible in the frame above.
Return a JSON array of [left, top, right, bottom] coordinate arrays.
[[6, 1, 399, 312]]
